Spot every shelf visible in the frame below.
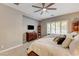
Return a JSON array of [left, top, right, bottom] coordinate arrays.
[[37, 25, 41, 38]]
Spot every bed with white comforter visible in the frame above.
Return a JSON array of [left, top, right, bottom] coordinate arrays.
[[27, 35, 71, 56], [27, 34, 79, 56]]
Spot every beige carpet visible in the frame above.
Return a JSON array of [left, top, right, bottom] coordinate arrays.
[[0, 41, 33, 56]]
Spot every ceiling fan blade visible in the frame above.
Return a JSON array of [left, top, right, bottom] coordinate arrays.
[[45, 3, 55, 8], [32, 5, 42, 8], [40, 11, 43, 15], [14, 3, 19, 5], [34, 9, 41, 12], [47, 8, 56, 10], [42, 3, 45, 8]]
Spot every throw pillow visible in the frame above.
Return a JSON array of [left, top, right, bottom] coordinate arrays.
[[62, 34, 73, 48], [57, 35, 66, 45]]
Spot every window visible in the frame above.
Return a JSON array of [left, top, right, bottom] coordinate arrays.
[[56, 22, 61, 34], [61, 21, 68, 34], [47, 20, 68, 35], [51, 22, 55, 34], [47, 23, 51, 35]]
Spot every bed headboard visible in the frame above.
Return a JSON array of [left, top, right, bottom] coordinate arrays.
[[72, 20, 79, 32]]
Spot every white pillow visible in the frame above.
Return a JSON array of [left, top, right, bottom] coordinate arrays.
[[70, 32, 78, 37], [74, 34, 79, 40], [62, 34, 73, 48], [53, 36, 60, 44], [69, 39, 79, 56]]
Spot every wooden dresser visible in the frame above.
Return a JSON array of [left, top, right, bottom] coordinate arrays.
[[26, 32, 37, 42]]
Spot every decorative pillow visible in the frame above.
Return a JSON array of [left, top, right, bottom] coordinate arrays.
[[53, 35, 66, 45], [70, 32, 78, 37], [57, 35, 66, 45], [74, 34, 79, 40], [69, 38, 79, 55], [62, 34, 73, 48], [53, 36, 60, 43]]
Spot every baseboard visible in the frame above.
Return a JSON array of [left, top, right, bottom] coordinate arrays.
[[0, 44, 23, 53]]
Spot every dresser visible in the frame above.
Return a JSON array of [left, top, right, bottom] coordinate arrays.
[[26, 32, 37, 42]]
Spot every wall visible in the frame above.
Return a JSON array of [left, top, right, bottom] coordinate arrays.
[[23, 16, 38, 43], [41, 12, 79, 36], [0, 4, 39, 51], [23, 16, 38, 33], [0, 4, 24, 51]]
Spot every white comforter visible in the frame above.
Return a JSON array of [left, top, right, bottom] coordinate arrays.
[[27, 35, 71, 56]]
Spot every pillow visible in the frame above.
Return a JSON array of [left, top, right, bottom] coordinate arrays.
[[53, 36, 60, 43], [74, 34, 79, 40], [53, 35, 66, 45], [70, 32, 78, 37], [57, 35, 66, 45], [69, 38, 79, 55], [62, 34, 73, 48]]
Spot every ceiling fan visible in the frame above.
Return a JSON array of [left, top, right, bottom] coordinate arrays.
[[32, 3, 56, 15], [14, 3, 19, 5]]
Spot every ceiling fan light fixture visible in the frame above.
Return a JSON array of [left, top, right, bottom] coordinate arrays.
[[32, 3, 56, 15], [42, 8, 47, 11]]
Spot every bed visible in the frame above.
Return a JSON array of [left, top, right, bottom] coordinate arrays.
[[27, 34, 71, 56]]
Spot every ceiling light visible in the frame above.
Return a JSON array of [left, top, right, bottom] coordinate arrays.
[[42, 8, 47, 11]]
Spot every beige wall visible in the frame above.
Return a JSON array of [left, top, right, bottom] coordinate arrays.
[[0, 4, 38, 51], [23, 16, 38, 33], [0, 4, 24, 51], [41, 12, 79, 36], [23, 16, 38, 43]]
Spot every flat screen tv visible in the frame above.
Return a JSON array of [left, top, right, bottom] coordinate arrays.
[[28, 25, 34, 30]]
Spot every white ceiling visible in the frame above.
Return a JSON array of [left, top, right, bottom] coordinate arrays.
[[3, 3, 79, 21]]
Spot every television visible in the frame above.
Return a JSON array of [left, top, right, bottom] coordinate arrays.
[[28, 25, 34, 30]]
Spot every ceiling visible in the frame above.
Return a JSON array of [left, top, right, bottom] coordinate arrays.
[[3, 3, 79, 21]]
